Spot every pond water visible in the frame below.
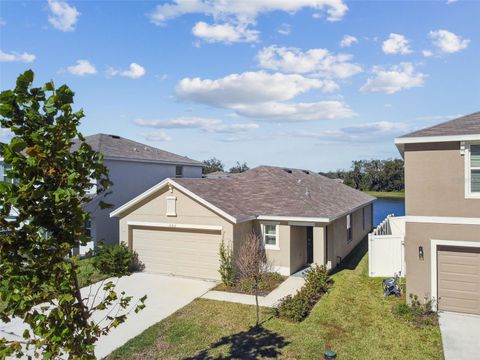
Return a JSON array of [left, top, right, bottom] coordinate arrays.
[[372, 197, 405, 226]]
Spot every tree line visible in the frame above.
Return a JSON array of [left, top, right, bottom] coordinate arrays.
[[202, 157, 249, 174], [321, 159, 404, 192]]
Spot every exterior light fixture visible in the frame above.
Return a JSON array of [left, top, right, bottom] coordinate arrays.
[[419, 246, 424, 260]]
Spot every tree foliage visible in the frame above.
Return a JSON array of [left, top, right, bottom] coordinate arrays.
[[322, 159, 404, 192], [202, 157, 224, 174], [229, 161, 249, 173], [0, 70, 145, 359]]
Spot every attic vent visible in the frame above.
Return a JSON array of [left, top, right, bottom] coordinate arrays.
[[283, 168, 292, 174], [110, 135, 120, 139], [302, 170, 310, 175]]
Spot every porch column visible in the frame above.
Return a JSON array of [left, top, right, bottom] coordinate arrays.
[[313, 226, 326, 267]]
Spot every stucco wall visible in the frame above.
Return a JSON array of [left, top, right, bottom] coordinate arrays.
[[118, 186, 234, 248], [405, 222, 480, 301], [404, 142, 480, 217], [327, 204, 372, 268], [94, 159, 202, 246]]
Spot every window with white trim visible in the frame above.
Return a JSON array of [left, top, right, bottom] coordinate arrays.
[[262, 223, 279, 249], [166, 196, 177, 216], [467, 144, 480, 196], [346, 214, 352, 242]]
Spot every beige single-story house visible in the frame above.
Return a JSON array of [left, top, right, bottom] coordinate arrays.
[[110, 166, 375, 280]]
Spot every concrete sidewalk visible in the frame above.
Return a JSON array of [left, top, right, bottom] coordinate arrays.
[[202, 274, 305, 307], [439, 311, 480, 360]]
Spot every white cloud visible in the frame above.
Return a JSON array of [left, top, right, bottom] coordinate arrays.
[[135, 117, 259, 133], [360, 63, 426, 94], [106, 63, 146, 79], [257, 45, 362, 79], [177, 71, 329, 106], [422, 49, 433, 57], [47, 0, 80, 32], [66, 59, 96, 76], [143, 131, 172, 142], [340, 35, 358, 48], [0, 18, 6, 27], [192, 21, 259, 43], [176, 71, 355, 121], [234, 100, 356, 121], [382, 33, 412, 55], [428, 29, 469, 54], [277, 23, 291, 36], [295, 121, 408, 143], [446, 0, 459, 4], [0, 50, 35, 63], [149, 0, 349, 25]]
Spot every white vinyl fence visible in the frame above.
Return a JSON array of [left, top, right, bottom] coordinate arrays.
[[368, 214, 406, 277]]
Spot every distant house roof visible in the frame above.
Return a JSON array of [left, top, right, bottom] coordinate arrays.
[[111, 166, 375, 223], [399, 112, 480, 139], [205, 171, 236, 179], [73, 134, 202, 166]]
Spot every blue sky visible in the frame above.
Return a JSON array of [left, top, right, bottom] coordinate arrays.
[[1, 0, 478, 171]]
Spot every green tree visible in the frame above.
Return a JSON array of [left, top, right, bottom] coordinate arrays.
[[0, 70, 145, 359], [202, 157, 224, 174], [229, 161, 249, 173]]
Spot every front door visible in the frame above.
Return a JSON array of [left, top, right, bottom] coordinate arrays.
[[306, 227, 314, 264]]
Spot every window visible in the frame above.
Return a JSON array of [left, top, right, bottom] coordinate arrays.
[[175, 166, 183, 178], [466, 143, 480, 198], [262, 223, 279, 249], [166, 196, 177, 216], [346, 214, 352, 242], [0, 162, 13, 183], [84, 220, 92, 237]]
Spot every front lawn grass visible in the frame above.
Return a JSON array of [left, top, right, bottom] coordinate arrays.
[[109, 247, 443, 360], [366, 191, 405, 199]]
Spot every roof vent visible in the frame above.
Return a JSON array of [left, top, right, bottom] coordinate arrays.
[[302, 170, 310, 175], [110, 135, 120, 139], [283, 168, 292, 174]]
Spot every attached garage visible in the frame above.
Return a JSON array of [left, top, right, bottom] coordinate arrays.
[[131, 226, 222, 280], [437, 246, 480, 315]]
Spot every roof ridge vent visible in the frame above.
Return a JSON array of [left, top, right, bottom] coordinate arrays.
[[302, 170, 310, 175], [283, 168, 292, 174], [110, 135, 120, 139]]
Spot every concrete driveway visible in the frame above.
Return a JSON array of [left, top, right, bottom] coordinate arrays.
[[0, 273, 215, 359], [439, 311, 480, 360]]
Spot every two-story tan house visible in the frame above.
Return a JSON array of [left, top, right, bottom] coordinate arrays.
[[395, 112, 480, 315], [110, 166, 374, 280]]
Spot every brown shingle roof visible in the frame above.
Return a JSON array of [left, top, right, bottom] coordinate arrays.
[[400, 112, 480, 138], [73, 134, 202, 166], [175, 166, 375, 221]]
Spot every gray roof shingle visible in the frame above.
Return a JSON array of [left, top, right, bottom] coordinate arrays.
[[73, 134, 202, 166], [400, 112, 480, 138], [175, 166, 375, 221]]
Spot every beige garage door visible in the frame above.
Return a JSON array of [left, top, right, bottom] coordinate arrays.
[[438, 246, 480, 314], [132, 227, 221, 280]]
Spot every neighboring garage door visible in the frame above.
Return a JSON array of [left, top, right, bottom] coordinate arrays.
[[132, 227, 221, 280], [438, 246, 480, 315]]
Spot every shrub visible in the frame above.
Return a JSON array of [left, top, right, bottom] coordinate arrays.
[[93, 242, 144, 276], [218, 239, 235, 286], [277, 265, 330, 322], [393, 293, 438, 327], [276, 294, 309, 322]]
